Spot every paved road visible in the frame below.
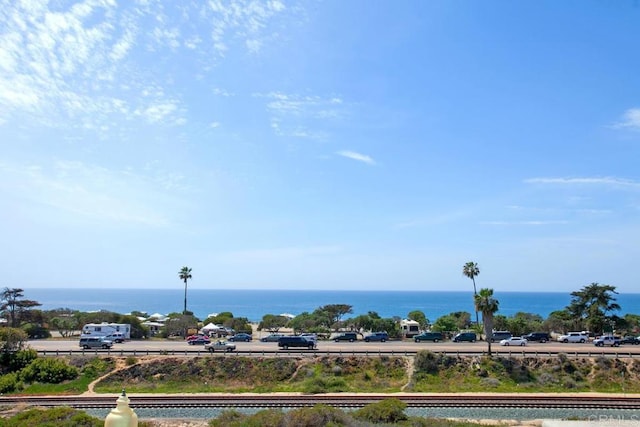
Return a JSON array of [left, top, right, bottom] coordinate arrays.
[[28, 338, 640, 355]]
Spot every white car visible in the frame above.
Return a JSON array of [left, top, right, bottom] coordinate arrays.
[[500, 336, 527, 346], [557, 332, 589, 343], [204, 340, 236, 353]]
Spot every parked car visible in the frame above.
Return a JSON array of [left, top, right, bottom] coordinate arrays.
[[452, 332, 477, 342], [278, 336, 316, 350], [593, 335, 621, 347], [260, 334, 285, 342], [500, 336, 527, 346], [557, 332, 589, 343], [79, 336, 113, 349], [523, 332, 550, 343], [334, 332, 358, 342], [413, 332, 443, 343], [228, 333, 252, 342], [105, 333, 125, 343], [490, 331, 512, 343], [364, 332, 388, 342], [187, 336, 211, 345], [204, 340, 236, 352], [621, 336, 640, 345], [186, 333, 207, 342]]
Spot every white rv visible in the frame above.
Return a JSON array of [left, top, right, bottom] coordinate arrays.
[[400, 319, 420, 338], [82, 322, 131, 340]]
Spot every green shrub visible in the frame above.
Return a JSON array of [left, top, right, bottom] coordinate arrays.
[[9, 348, 38, 371], [414, 350, 440, 375], [353, 398, 408, 423], [0, 372, 22, 394], [0, 406, 102, 427], [303, 376, 347, 394], [480, 377, 500, 388], [20, 358, 78, 384], [207, 409, 244, 426], [125, 356, 138, 366], [286, 404, 351, 426], [0, 348, 38, 374], [22, 324, 51, 339], [208, 408, 285, 427]]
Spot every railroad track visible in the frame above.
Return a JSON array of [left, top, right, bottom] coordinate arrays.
[[2, 394, 640, 410]]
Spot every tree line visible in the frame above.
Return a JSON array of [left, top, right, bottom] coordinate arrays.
[[0, 282, 636, 347]]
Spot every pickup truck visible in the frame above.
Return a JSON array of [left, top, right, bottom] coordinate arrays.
[[593, 336, 621, 347]]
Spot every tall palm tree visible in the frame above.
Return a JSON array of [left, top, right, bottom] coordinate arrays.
[[178, 266, 192, 314], [474, 287, 500, 356], [463, 261, 480, 327]]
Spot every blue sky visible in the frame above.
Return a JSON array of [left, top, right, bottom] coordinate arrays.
[[1, 1, 640, 292]]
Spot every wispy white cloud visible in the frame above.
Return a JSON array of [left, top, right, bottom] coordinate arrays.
[[525, 177, 640, 188], [256, 91, 346, 139], [612, 108, 640, 130], [337, 150, 376, 165], [0, 1, 291, 130]]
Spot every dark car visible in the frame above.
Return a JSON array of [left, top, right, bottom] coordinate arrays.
[[334, 332, 358, 342], [490, 331, 512, 343], [278, 336, 316, 350], [414, 332, 443, 343], [105, 333, 125, 343], [621, 336, 640, 345], [187, 336, 211, 345], [523, 332, 550, 343], [228, 333, 252, 342], [364, 332, 388, 342], [260, 333, 285, 342], [452, 332, 477, 342]]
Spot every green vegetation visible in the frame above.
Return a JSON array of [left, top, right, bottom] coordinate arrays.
[[0, 403, 509, 427], [85, 352, 640, 395], [2, 351, 637, 396], [410, 351, 640, 393], [474, 288, 500, 355], [178, 266, 193, 315], [208, 402, 505, 427], [0, 283, 637, 346], [463, 261, 481, 327], [0, 353, 114, 395], [0, 407, 103, 427], [95, 355, 408, 394]]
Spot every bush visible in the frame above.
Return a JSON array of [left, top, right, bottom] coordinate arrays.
[[0, 407, 102, 427], [0, 348, 38, 374], [303, 376, 347, 394], [353, 398, 408, 423], [20, 358, 78, 384], [285, 405, 351, 427], [480, 377, 501, 388], [414, 350, 440, 375], [23, 324, 51, 339], [9, 348, 38, 372], [207, 409, 244, 426], [0, 372, 22, 394], [208, 408, 285, 427]]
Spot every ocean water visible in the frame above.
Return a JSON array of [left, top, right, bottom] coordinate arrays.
[[26, 288, 640, 322]]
